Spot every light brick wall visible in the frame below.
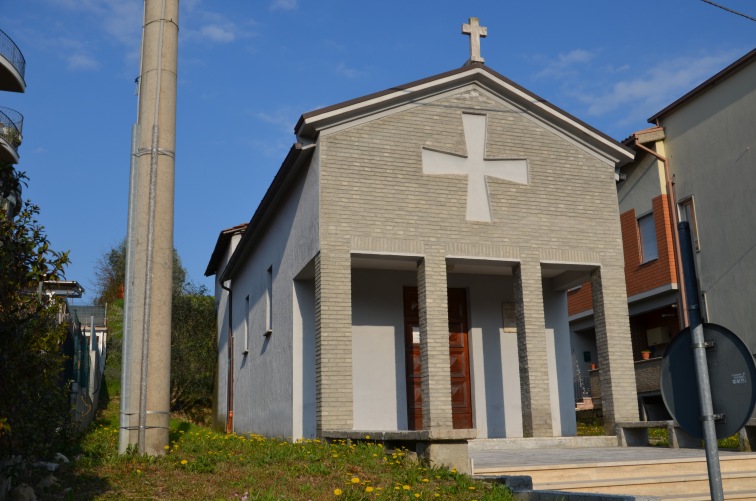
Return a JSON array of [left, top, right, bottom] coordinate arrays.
[[418, 250, 454, 430], [591, 266, 639, 434], [314, 246, 354, 432], [317, 84, 633, 432], [514, 257, 553, 437]]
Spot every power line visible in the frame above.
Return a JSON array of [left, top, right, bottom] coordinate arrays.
[[701, 0, 756, 22]]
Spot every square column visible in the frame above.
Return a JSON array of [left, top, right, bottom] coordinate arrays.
[[591, 266, 638, 433], [314, 249, 353, 433], [417, 251, 454, 430], [514, 257, 553, 437]]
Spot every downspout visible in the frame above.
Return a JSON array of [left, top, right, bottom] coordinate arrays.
[[633, 137, 689, 328], [220, 280, 234, 433]]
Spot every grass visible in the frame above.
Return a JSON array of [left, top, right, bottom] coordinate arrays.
[[35, 401, 513, 500], [577, 416, 740, 449]]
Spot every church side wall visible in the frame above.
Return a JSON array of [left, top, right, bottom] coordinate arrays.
[[662, 61, 756, 352], [212, 233, 242, 432], [229, 153, 320, 439]]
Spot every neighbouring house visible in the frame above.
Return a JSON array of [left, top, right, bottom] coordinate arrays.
[[568, 47, 756, 420], [0, 26, 25, 218], [206, 21, 639, 472]]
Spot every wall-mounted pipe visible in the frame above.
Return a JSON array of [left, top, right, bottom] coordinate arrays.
[[633, 136, 688, 328], [220, 280, 234, 434]]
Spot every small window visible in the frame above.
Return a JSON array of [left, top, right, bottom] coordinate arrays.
[[243, 295, 250, 354], [678, 198, 700, 251], [265, 266, 273, 336], [638, 212, 658, 263]]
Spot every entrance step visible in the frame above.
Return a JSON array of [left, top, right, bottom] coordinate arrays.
[[475, 453, 756, 500], [469, 435, 617, 451]]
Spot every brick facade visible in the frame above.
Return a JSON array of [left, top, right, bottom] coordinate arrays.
[[315, 82, 635, 436]]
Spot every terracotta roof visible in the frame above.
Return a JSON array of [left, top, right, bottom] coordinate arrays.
[[648, 48, 756, 124]]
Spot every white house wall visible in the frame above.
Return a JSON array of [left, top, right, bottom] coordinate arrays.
[[229, 151, 320, 439]]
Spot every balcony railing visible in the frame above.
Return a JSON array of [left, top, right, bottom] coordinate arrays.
[[0, 106, 23, 152], [0, 28, 26, 81]]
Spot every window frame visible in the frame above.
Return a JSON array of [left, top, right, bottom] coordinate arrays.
[[637, 211, 659, 264]]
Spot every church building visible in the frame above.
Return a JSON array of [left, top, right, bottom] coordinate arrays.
[[206, 19, 638, 471]]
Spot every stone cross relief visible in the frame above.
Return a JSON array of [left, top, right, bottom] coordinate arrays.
[[462, 17, 487, 63], [422, 113, 528, 223]]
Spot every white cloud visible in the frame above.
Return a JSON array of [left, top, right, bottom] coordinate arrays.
[[578, 51, 742, 119], [67, 53, 99, 71], [335, 62, 366, 79], [270, 0, 298, 11], [254, 108, 298, 133], [535, 48, 598, 78], [198, 24, 236, 43], [182, 10, 250, 45]]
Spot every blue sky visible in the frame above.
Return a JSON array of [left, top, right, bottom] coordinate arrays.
[[2, 0, 754, 302]]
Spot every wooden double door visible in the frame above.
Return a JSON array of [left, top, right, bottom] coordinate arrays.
[[403, 287, 473, 430]]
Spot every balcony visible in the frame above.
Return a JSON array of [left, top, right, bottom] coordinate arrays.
[[0, 28, 25, 93], [0, 106, 23, 164]]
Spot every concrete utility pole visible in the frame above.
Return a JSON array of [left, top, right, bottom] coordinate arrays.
[[119, 0, 179, 455]]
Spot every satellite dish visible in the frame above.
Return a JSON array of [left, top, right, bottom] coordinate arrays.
[[661, 323, 756, 440]]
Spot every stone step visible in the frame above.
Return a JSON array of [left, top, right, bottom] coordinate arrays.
[[469, 435, 618, 451], [475, 455, 756, 483], [537, 470, 756, 497]]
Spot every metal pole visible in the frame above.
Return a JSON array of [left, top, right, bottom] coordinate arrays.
[[679, 221, 723, 501]]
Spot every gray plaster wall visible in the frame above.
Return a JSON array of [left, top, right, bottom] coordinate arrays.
[[542, 278, 578, 436], [662, 61, 756, 352], [351, 269, 414, 431], [617, 154, 664, 216], [447, 273, 522, 438], [212, 233, 242, 431], [228, 150, 320, 438]]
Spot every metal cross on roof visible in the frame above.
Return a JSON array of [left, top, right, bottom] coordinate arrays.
[[462, 17, 487, 64]]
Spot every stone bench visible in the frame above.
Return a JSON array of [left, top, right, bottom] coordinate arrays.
[[616, 420, 700, 448]]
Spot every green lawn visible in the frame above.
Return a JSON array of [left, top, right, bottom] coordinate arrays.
[[41, 402, 513, 500]]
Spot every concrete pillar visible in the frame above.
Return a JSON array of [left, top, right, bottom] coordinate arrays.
[[514, 257, 553, 437], [591, 266, 639, 434], [314, 248, 353, 433], [121, 0, 179, 455], [418, 250, 454, 430]]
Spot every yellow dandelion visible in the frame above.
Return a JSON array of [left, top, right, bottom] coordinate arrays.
[[365, 486, 374, 492], [414, 495, 420, 499], [351, 477, 360, 484], [136, 469, 142, 474], [163, 445, 170, 450], [332, 454, 339, 458], [468, 486, 476, 490], [180, 459, 188, 465], [403, 485, 410, 490], [334, 488, 343, 496], [365, 434, 371, 439], [434, 495, 440, 498], [422, 478, 429, 483]]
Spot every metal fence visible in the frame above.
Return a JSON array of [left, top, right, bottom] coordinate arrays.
[[0, 107, 22, 152], [0, 28, 26, 79]]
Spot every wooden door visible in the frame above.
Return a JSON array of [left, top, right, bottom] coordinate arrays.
[[403, 287, 473, 430]]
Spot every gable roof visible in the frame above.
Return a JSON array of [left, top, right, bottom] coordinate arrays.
[[296, 62, 634, 165], [648, 48, 756, 124], [218, 63, 634, 282], [204, 223, 248, 277]]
